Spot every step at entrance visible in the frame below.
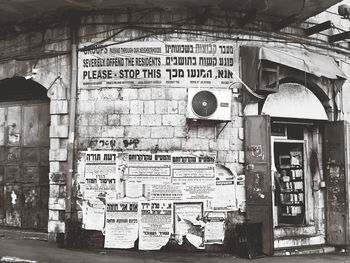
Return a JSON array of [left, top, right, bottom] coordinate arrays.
[[274, 245, 335, 256]]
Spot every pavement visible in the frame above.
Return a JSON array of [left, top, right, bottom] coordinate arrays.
[[1, 239, 350, 263]]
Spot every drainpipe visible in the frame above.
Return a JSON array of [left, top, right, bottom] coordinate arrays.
[[65, 13, 79, 241]]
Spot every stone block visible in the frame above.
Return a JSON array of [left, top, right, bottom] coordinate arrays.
[[49, 149, 68, 161], [76, 114, 89, 126], [131, 139, 158, 150], [226, 151, 239, 163], [107, 114, 120, 125], [114, 100, 130, 114], [102, 126, 124, 137], [122, 88, 138, 100], [182, 138, 209, 151], [78, 126, 102, 137], [158, 138, 181, 150], [137, 88, 151, 100], [120, 114, 140, 126], [47, 83, 67, 100], [238, 151, 245, 163], [49, 197, 66, 210], [197, 126, 215, 139], [50, 184, 60, 198], [155, 100, 178, 114], [48, 220, 65, 233], [49, 161, 60, 173], [124, 126, 151, 138], [88, 114, 107, 126], [96, 88, 120, 100], [94, 100, 114, 113], [130, 101, 144, 114], [49, 172, 66, 184], [229, 138, 244, 151], [151, 126, 174, 138], [174, 126, 187, 138], [141, 115, 162, 126], [144, 101, 155, 114], [166, 88, 187, 100], [238, 128, 244, 140], [162, 114, 186, 126], [50, 100, 68, 114], [50, 139, 60, 150], [50, 125, 69, 138], [77, 100, 94, 113], [209, 138, 230, 151], [151, 88, 166, 100], [232, 116, 244, 128], [178, 100, 187, 114], [49, 210, 59, 221]]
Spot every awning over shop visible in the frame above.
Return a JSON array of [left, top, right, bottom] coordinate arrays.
[[261, 83, 328, 120], [259, 47, 346, 79], [240, 45, 347, 94]]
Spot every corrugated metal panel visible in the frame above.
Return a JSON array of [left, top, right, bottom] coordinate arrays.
[[259, 47, 347, 80]]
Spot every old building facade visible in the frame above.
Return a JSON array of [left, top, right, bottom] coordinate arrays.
[[0, 0, 350, 256]]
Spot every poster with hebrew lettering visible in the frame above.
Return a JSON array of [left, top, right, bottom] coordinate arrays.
[[83, 151, 118, 200], [139, 201, 173, 250], [104, 200, 138, 249], [125, 153, 172, 184]]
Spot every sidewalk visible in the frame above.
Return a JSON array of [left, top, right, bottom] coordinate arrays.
[[1, 238, 350, 263]]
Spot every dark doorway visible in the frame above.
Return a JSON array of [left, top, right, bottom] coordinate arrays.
[[0, 77, 50, 230]]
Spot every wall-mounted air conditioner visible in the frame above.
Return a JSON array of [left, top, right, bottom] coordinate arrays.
[[187, 88, 232, 121]]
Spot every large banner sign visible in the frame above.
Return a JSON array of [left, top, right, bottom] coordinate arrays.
[[78, 41, 238, 88]]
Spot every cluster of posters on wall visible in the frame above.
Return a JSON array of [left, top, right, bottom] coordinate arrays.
[[77, 151, 245, 250]]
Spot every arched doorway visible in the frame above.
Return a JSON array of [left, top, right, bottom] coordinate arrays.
[[0, 77, 50, 230], [261, 82, 327, 248]]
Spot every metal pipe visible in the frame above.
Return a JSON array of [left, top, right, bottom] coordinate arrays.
[[65, 14, 79, 226]]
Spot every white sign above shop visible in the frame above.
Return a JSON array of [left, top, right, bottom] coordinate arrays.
[[78, 41, 238, 89]]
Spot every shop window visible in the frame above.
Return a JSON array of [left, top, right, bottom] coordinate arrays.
[[271, 122, 304, 140], [274, 142, 305, 225]]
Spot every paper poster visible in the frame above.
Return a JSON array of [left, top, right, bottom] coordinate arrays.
[[182, 184, 215, 201], [212, 165, 237, 210], [150, 184, 183, 201], [174, 203, 205, 249], [171, 154, 216, 184], [104, 200, 139, 249], [126, 153, 172, 183], [82, 199, 105, 231], [139, 201, 173, 250], [236, 174, 246, 211], [204, 211, 226, 244], [83, 151, 118, 199]]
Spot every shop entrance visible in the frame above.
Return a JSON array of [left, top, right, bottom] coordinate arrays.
[[271, 121, 320, 229]]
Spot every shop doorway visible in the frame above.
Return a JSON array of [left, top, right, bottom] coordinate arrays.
[[0, 77, 50, 230]]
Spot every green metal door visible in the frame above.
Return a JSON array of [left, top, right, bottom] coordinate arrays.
[[324, 121, 349, 246], [244, 115, 273, 255]]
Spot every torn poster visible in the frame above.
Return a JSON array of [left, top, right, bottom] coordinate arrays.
[[139, 201, 173, 250], [174, 202, 205, 249], [212, 164, 237, 210], [82, 199, 105, 231], [204, 211, 226, 244], [236, 174, 246, 211], [104, 200, 138, 249]]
